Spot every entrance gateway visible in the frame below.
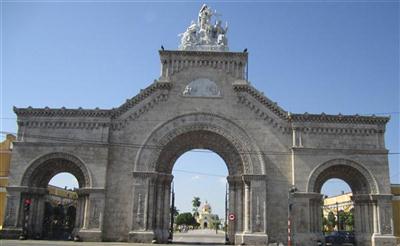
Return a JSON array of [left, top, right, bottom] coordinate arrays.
[[1, 5, 397, 246]]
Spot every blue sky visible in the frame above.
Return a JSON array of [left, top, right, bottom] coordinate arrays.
[[2, 1, 399, 219]]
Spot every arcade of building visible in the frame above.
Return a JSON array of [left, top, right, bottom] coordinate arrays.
[[1, 5, 399, 246]]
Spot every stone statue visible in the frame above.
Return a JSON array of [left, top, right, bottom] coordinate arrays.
[[178, 4, 229, 52], [179, 21, 198, 49]]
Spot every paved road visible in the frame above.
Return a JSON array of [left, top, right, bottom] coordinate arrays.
[[0, 229, 226, 246], [173, 229, 225, 245]]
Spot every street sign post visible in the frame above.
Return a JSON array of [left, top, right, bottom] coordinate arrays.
[[228, 213, 235, 221]]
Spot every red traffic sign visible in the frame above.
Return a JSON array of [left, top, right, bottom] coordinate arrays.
[[228, 213, 236, 221]]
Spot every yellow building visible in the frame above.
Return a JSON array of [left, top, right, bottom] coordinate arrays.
[[392, 184, 400, 243], [322, 192, 354, 232], [0, 134, 16, 229], [196, 201, 219, 229]]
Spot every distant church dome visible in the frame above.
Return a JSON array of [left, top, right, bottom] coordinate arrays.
[[201, 201, 212, 214]]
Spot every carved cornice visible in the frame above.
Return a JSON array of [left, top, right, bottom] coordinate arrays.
[[159, 50, 248, 59], [14, 106, 111, 118], [234, 84, 291, 133], [18, 120, 110, 130], [234, 84, 389, 132], [296, 126, 384, 136], [15, 82, 172, 131], [111, 89, 170, 131], [111, 82, 172, 119], [159, 50, 248, 79], [290, 113, 389, 125], [234, 84, 289, 119]]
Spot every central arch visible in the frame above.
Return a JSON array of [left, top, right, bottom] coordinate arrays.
[[130, 113, 268, 244]]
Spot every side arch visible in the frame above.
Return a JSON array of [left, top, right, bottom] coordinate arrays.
[[134, 112, 265, 175], [307, 158, 379, 194], [21, 152, 92, 188]]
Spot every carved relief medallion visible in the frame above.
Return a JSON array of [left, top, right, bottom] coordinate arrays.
[[182, 78, 221, 97]]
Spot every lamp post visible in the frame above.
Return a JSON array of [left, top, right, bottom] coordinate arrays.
[[336, 202, 339, 231], [224, 181, 229, 244], [169, 182, 175, 243], [288, 186, 298, 246]]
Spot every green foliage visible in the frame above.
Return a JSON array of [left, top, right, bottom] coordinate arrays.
[[192, 197, 201, 217], [175, 212, 196, 226], [211, 215, 221, 230], [327, 211, 337, 227]]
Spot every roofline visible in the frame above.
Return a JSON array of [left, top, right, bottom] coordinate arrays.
[[159, 49, 248, 57], [290, 113, 390, 125]]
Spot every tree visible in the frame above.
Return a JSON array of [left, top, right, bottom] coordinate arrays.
[[211, 215, 221, 230], [345, 210, 354, 231], [338, 210, 346, 230], [327, 211, 336, 231], [175, 212, 196, 226], [192, 197, 201, 217]]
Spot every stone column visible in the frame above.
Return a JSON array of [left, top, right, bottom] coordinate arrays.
[[238, 175, 268, 245], [370, 194, 397, 246], [244, 179, 251, 233], [150, 173, 174, 243], [28, 188, 47, 236], [74, 195, 86, 231], [162, 175, 173, 242], [1, 186, 48, 239], [291, 192, 324, 246], [2, 187, 23, 227], [76, 188, 105, 242], [128, 172, 158, 243], [352, 194, 375, 245], [227, 175, 239, 244]]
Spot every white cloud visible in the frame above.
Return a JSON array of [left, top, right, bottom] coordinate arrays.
[[192, 175, 201, 180]]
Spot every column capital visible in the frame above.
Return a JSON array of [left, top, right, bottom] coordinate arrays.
[[292, 192, 323, 200], [75, 187, 105, 196], [7, 186, 48, 195], [242, 174, 267, 182], [132, 171, 173, 184]]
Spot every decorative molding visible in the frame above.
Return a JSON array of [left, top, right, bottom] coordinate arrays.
[[159, 50, 248, 80], [14, 106, 111, 118], [234, 84, 288, 119], [234, 84, 291, 134], [134, 112, 265, 175], [21, 152, 92, 188], [233, 84, 389, 133], [296, 126, 383, 136], [111, 88, 170, 131], [290, 113, 389, 125], [111, 82, 172, 119], [15, 82, 172, 131], [307, 158, 379, 194], [18, 120, 110, 130]]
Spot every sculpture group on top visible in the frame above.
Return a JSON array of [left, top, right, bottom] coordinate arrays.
[[179, 4, 229, 52]]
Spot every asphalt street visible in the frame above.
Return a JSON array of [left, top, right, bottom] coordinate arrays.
[[0, 229, 225, 246]]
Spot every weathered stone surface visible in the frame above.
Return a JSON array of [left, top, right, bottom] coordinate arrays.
[[0, 50, 396, 245]]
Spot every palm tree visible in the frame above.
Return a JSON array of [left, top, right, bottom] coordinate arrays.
[[192, 197, 201, 218]]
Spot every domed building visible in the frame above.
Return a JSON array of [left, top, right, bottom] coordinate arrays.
[[196, 201, 219, 229]]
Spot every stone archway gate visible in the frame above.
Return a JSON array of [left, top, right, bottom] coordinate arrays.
[[1, 49, 397, 245]]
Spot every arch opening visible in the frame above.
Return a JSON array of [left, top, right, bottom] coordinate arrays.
[[307, 160, 379, 245], [172, 149, 228, 244], [42, 172, 79, 240], [155, 130, 244, 176], [135, 127, 261, 245], [18, 153, 91, 240], [321, 179, 354, 235]]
